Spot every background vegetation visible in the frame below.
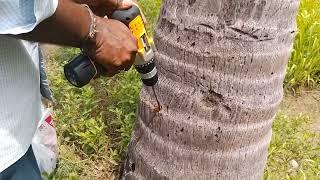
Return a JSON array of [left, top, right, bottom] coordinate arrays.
[[285, 0, 320, 91], [46, 0, 320, 179]]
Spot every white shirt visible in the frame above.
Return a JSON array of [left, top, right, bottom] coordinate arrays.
[[0, 0, 58, 172]]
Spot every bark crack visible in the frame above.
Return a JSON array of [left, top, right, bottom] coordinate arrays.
[[229, 27, 259, 40], [226, 27, 275, 42], [198, 23, 214, 31]]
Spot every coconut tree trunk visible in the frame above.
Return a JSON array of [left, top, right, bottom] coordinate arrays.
[[121, 0, 299, 179]]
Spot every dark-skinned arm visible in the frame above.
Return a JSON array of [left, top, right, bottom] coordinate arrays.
[[14, 0, 90, 48], [11, 0, 138, 76]]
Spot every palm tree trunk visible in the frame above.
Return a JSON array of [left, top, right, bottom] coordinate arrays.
[[121, 0, 300, 179]]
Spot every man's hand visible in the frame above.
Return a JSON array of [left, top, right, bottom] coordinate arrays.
[[90, 17, 138, 76]]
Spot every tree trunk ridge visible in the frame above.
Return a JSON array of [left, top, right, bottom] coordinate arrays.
[[121, 0, 299, 179]]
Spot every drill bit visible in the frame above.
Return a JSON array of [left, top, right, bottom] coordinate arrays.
[[152, 86, 162, 112]]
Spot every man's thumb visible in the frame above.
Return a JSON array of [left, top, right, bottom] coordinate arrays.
[[118, 0, 137, 9]]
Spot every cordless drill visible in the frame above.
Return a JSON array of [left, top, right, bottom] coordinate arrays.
[[64, 5, 158, 88]]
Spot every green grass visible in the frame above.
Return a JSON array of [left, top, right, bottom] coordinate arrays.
[[46, 48, 141, 179], [47, 48, 111, 179], [46, 0, 320, 179], [139, 0, 162, 34], [265, 114, 320, 179], [285, 0, 320, 91]]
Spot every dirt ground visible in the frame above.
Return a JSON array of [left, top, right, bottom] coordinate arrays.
[[280, 89, 320, 133]]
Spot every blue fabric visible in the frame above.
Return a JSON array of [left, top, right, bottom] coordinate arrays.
[[0, 146, 41, 180], [39, 48, 54, 102]]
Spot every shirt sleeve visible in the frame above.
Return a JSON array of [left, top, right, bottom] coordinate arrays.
[[0, 0, 58, 35]]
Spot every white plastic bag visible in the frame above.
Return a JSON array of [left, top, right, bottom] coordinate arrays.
[[32, 107, 58, 175]]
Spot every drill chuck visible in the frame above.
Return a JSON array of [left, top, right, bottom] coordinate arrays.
[[135, 58, 158, 86]]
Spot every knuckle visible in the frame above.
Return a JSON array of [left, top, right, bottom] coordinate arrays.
[[132, 45, 138, 52], [114, 60, 122, 67], [124, 54, 132, 62], [132, 36, 138, 44], [129, 43, 138, 52]]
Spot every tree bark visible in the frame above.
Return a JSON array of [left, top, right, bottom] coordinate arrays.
[[121, 0, 300, 179]]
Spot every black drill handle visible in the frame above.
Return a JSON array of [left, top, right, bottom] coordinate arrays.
[[64, 54, 94, 87], [111, 5, 140, 26], [64, 54, 106, 88]]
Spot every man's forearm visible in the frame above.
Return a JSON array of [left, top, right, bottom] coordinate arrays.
[[14, 0, 90, 48]]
